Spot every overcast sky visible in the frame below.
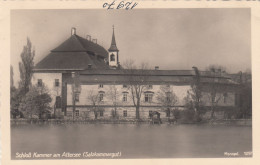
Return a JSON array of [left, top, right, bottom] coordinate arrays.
[[11, 9, 251, 85]]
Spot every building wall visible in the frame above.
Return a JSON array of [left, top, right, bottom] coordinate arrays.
[[201, 92, 235, 107], [65, 83, 236, 119], [32, 72, 62, 110], [66, 84, 191, 106]]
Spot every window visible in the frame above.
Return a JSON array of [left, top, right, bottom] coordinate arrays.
[[110, 54, 115, 61], [55, 79, 59, 87], [123, 93, 128, 102], [123, 110, 127, 117], [55, 96, 61, 108], [37, 79, 42, 87], [123, 84, 127, 88], [99, 92, 104, 102], [75, 93, 79, 102], [145, 93, 153, 103], [100, 111, 104, 117], [75, 110, 79, 117], [166, 108, 170, 117], [223, 93, 228, 103], [166, 92, 171, 102], [99, 84, 104, 88], [148, 85, 153, 89], [67, 111, 72, 117]]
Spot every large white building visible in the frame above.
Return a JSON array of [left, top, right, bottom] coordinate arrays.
[[32, 27, 239, 120]]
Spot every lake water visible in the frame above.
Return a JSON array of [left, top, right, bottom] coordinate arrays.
[[11, 124, 252, 159]]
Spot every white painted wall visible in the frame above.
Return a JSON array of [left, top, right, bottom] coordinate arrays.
[[32, 72, 62, 109], [66, 84, 191, 106]]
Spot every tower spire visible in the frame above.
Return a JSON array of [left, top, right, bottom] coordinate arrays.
[[109, 25, 119, 52]]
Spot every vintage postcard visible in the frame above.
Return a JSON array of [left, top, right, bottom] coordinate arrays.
[[0, 1, 260, 165]]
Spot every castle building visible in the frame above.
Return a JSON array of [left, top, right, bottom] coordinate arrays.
[[32, 27, 239, 120]]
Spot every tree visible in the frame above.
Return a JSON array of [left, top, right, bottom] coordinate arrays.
[[123, 60, 151, 120], [18, 38, 35, 95], [19, 84, 52, 119], [10, 65, 24, 118], [184, 66, 203, 121], [10, 65, 14, 88], [156, 85, 178, 119], [87, 89, 102, 120], [107, 84, 120, 119], [205, 65, 227, 119], [237, 71, 252, 119], [71, 72, 81, 121]]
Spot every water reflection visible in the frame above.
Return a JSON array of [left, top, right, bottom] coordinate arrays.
[[11, 124, 252, 159]]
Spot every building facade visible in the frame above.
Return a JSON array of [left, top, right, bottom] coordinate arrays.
[[32, 27, 239, 120]]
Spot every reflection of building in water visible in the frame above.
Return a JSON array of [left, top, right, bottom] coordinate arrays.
[[32, 27, 240, 120]]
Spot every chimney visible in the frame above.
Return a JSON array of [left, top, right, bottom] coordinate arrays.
[[71, 72, 75, 78], [155, 66, 159, 70], [86, 35, 91, 41], [88, 64, 92, 69], [71, 27, 76, 36], [92, 39, 97, 44]]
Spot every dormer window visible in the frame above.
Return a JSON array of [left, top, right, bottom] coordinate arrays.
[[110, 54, 115, 61]]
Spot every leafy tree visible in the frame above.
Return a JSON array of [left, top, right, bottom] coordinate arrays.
[[18, 38, 35, 95], [237, 71, 252, 119], [10, 65, 23, 118], [19, 84, 52, 119]]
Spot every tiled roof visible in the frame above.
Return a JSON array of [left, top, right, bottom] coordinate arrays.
[[77, 69, 238, 85], [79, 69, 195, 76], [34, 34, 109, 70], [35, 52, 108, 70]]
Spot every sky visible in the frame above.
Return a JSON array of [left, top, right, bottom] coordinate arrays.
[[11, 9, 251, 86]]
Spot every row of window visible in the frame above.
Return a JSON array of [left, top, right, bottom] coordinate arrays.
[[73, 110, 128, 117], [37, 79, 60, 87], [73, 110, 172, 118], [99, 84, 153, 89], [74, 92, 154, 103], [37, 80, 155, 90]]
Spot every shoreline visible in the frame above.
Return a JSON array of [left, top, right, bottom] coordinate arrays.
[[10, 118, 252, 126]]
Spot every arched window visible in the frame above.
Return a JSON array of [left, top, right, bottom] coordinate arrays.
[[110, 54, 115, 61]]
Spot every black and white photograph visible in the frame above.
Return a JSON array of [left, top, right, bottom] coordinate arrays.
[[8, 7, 252, 160]]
